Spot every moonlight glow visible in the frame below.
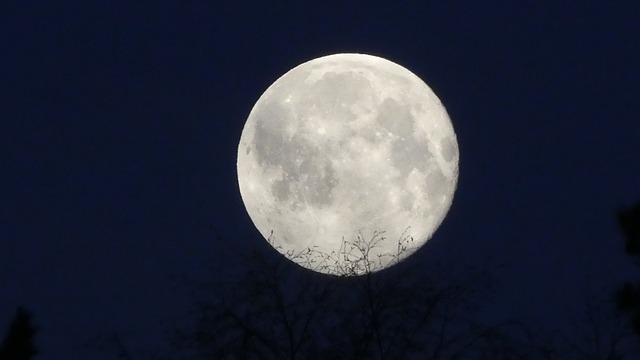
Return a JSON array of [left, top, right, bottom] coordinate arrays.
[[237, 53, 458, 275]]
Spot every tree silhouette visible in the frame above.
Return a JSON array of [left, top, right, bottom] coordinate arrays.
[[616, 202, 640, 335], [159, 233, 526, 360], [96, 212, 640, 359], [0, 307, 38, 360], [153, 228, 640, 360], [566, 291, 636, 360]]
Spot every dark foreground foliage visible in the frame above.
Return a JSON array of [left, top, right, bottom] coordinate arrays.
[[0, 307, 38, 360]]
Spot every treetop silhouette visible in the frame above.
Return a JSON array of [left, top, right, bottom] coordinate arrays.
[[0, 307, 38, 360]]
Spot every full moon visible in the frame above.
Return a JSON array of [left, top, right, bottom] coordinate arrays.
[[237, 53, 458, 275]]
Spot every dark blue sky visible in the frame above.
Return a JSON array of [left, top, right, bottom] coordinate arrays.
[[1, 2, 639, 359]]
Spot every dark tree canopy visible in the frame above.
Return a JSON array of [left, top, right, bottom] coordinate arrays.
[[94, 209, 640, 359], [618, 203, 640, 258], [617, 202, 640, 336], [0, 307, 38, 360], [160, 234, 572, 360]]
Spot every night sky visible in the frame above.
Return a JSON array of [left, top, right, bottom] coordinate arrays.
[[1, 2, 639, 359]]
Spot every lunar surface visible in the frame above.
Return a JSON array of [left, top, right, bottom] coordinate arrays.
[[237, 53, 458, 275]]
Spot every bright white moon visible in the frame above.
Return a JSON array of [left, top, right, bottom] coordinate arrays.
[[237, 53, 458, 275]]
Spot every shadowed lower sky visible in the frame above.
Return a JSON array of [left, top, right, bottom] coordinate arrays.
[[1, 1, 639, 359]]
